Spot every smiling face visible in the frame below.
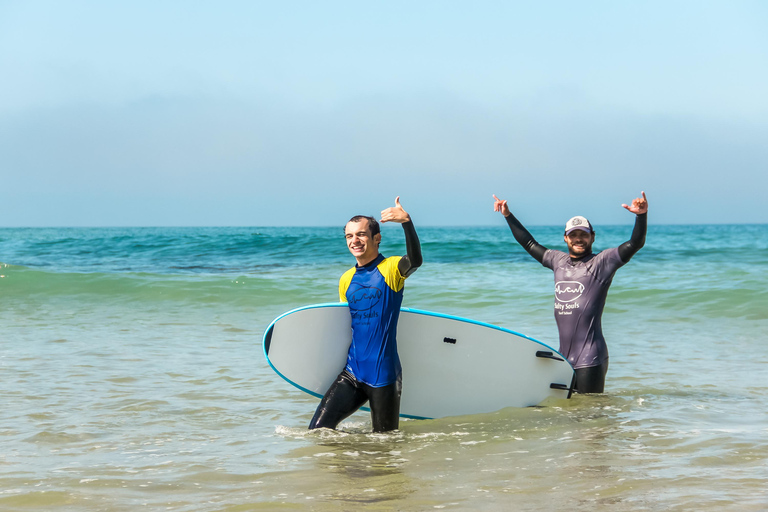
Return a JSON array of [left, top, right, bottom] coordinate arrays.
[[564, 228, 595, 258], [345, 218, 381, 266]]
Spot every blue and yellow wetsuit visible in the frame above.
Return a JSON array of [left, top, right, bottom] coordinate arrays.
[[309, 220, 421, 432], [338, 254, 405, 387]]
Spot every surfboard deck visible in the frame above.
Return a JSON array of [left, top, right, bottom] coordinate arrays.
[[263, 303, 574, 420]]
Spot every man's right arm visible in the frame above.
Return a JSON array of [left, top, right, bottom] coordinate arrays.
[[339, 268, 355, 302], [494, 195, 547, 263], [504, 213, 547, 263]]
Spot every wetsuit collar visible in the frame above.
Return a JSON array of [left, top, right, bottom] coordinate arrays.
[[357, 253, 384, 270], [568, 251, 594, 265]]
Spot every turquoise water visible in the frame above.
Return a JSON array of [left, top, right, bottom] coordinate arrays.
[[1, 225, 767, 510]]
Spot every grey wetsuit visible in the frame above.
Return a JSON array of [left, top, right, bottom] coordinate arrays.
[[504, 212, 647, 392]]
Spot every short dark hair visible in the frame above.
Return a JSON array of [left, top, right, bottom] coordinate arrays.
[[345, 215, 380, 236]]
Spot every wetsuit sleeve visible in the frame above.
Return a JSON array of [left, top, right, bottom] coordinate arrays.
[[505, 213, 547, 264], [397, 220, 422, 278], [339, 268, 355, 302], [618, 212, 647, 263]]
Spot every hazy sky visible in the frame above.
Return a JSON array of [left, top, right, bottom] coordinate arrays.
[[1, 1, 766, 227]]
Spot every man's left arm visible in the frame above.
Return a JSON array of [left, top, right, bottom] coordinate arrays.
[[380, 196, 423, 277], [618, 191, 648, 263]]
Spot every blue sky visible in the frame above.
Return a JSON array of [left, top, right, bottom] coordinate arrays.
[[1, 1, 766, 227]]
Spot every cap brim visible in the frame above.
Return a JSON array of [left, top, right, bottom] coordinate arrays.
[[565, 227, 592, 235]]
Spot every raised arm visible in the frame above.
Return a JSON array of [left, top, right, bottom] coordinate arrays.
[[618, 191, 648, 263], [381, 196, 422, 277], [493, 195, 547, 263]]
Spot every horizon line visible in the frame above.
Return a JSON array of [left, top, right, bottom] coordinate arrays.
[[1, 222, 766, 229]]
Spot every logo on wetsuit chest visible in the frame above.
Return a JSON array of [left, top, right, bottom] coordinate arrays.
[[554, 281, 584, 303], [348, 285, 383, 310]]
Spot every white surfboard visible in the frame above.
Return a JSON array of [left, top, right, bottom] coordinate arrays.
[[263, 303, 574, 420]]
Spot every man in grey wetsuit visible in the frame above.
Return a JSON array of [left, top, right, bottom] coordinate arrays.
[[493, 192, 648, 393]]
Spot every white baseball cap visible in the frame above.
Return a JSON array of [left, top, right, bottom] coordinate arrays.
[[564, 216, 593, 234]]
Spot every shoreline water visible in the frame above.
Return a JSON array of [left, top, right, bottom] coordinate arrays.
[[1, 225, 766, 510]]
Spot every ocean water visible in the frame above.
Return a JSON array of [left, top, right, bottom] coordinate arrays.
[[1, 224, 766, 511]]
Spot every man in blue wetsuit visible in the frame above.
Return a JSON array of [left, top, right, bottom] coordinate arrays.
[[309, 197, 422, 432], [493, 192, 648, 393]]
